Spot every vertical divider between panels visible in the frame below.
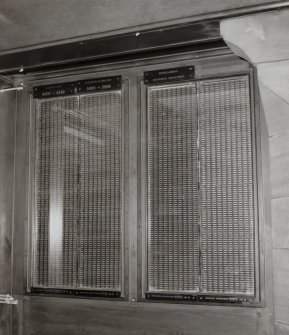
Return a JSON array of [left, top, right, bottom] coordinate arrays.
[[146, 86, 152, 292], [76, 96, 81, 289], [140, 79, 149, 299], [31, 99, 40, 288], [121, 81, 128, 298]]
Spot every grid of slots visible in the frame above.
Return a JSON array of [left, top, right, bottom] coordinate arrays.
[[199, 77, 255, 295], [147, 76, 256, 296], [33, 91, 123, 291], [147, 84, 199, 292], [35, 97, 79, 287], [79, 93, 123, 289]]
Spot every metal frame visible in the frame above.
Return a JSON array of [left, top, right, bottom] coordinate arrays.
[[140, 64, 264, 307], [27, 79, 130, 299], [26, 94, 38, 293], [249, 68, 261, 304], [250, 68, 266, 306], [20, 49, 266, 307], [13, 47, 232, 86]]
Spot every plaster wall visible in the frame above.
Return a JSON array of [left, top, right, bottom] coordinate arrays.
[[221, 9, 289, 334]]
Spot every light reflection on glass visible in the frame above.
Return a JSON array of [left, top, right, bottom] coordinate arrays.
[[48, 124, 64, 286], [49, 184, 63, 286]]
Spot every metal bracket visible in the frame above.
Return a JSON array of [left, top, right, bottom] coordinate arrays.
[[0, 294, 18, 305], [0, 85, 23, 93]]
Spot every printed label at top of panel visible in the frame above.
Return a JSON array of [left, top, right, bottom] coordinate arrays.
[[33, 82, 76, 99], [76, 76, 121, 93], [144, 66, 194, 85], [33, 76, 122, 99]]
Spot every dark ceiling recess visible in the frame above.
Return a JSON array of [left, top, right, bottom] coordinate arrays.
[[0, 20, 224, 75]]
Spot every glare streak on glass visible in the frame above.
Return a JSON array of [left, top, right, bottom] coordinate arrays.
[[147, 83, 199, 292], [199, 76, 255, 295], [48, 107, 63, 286]]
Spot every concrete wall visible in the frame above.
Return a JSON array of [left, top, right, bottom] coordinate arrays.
[[0, 0, 280, 53], [221, 10, 289, 334]]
